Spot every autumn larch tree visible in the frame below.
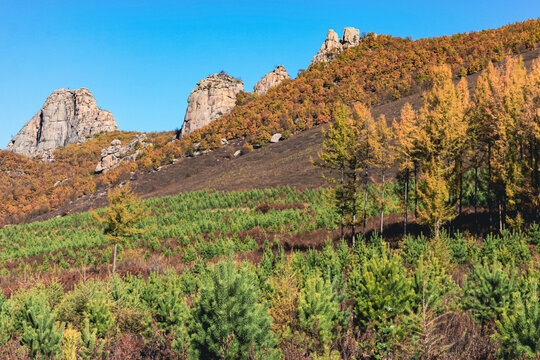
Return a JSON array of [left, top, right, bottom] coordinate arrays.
[[92, 184, 148, 273]]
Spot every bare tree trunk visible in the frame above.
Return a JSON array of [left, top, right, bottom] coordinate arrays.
[[533, 140, 540, 222], [459, 161, 463, 216], [113, 243, 118, 273], [352, 167, 357, 247], [414, 162, 418, 219], [380, 172, 385, 235], [340, 167, 344, 239], [474, 165, 478, 231], [362, 146, 370, 238], [487, 143, 493, 230], [404, 169, 409, 236], [499, 201, 503, 232]]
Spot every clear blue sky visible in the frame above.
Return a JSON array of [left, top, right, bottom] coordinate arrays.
[[1, 0, 539, 148]]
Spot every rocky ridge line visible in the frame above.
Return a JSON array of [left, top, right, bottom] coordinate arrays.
[[311, 27, 361, 65]]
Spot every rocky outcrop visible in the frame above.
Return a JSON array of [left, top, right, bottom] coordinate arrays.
[[311, 27, 361, 65], [6, 88, 118, 159], [253, 65, 290, 95], [180, 74, 244, 137], [95, 134, 151, 173]]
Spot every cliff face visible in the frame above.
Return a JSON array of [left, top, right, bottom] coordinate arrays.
[[253, 65, 290, 96], [6, 88, 118, 159], [180, 74, 244, 137], [311, 27, 361, 65]]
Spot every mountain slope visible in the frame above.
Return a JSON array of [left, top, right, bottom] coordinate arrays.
[[2, 19, 540, 226], [26, 45, 540, 224]]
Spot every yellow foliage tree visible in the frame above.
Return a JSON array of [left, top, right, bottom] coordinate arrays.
[[92, 184, 148, 272]]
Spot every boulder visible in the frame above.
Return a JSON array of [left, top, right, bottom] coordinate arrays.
[[180, 74, 244, 137], [6, 88, 118, 160], [253, 65, 290, 95], [270, 133, 282, 143]]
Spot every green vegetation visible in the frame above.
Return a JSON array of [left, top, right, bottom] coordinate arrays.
[[0, 220, 538, 358], [0, 19, 539, 360]]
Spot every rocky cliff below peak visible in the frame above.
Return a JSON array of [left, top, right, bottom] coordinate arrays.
[[180, 74, 244, 137], [6, 88, 118, 160], [311, 27, 361, 65], [253, 65, 290, 95]]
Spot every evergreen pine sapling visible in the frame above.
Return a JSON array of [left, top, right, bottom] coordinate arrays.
[[21, 301, 65, 359], [494, 282, 540, 359], [79, 319, 105, 360], [463, 261, 518, 325], [297, 273, 349, 356], [189, 260, 281, 359]]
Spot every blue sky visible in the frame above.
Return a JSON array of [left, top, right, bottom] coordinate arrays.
[[1, 0, 539, 148]]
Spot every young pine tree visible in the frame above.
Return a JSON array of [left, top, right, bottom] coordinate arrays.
[[21, 301, 65, 359], [495, 285, 540, 359], [348, 243, 414, 332], [79, 319, 105, 360], [61, 325, 80, 360], [297, 273, 348, 356], [463, 262, 518, 325], [189, 260, 280, 360]]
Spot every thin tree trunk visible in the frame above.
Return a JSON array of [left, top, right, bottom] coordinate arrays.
[[352, 166, 357, 247], [340, 167, 344, 239], [414, 162, 418, 219], [380, 172, 385, 235], [362, 168, 368, 237], [459, 161, 463, 215], [499, 202, 503, 232], [404, 169, 409, 236], [474, 165, 478, 231], [502, 153, 507, 229], [113, 242, 118, 273], [362, 146, 370, 238], [487, 143, 493, 229], [534, 140, 540, 222]]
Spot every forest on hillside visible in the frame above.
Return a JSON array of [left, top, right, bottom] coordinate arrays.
[[1, 19, 539, 226]]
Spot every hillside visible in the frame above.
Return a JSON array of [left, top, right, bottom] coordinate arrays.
[[1, 18, 540, 359], [21, 45, 540, 225], [1, 19, 539, 227]]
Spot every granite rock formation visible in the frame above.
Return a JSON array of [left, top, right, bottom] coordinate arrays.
[[180, 74, 244, 137], [95, 134, 151, 173], [6, 88, 118, 159], [311, 27, 361, 65], [253, 65, 290, 95]]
